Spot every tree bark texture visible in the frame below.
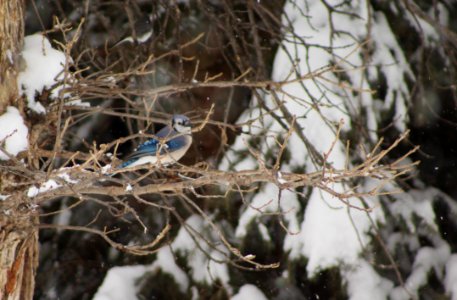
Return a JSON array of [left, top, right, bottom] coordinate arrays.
[[0, 1, 38, 300]]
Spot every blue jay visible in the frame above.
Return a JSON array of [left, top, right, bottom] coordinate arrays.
[[118, 114, 192, 169]]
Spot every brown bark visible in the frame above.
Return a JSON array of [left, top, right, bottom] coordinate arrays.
[[0, 0, 24, 110], [0, 1, 38, 300]]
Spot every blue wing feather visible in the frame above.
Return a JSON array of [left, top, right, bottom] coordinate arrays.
[[165, 136, 188, 151], [118, 138, 159, 168], [121, 138, 162, 164], [136, 138, 160, 154], [119, 124, 187, 169], [124, 126, 174, 161]]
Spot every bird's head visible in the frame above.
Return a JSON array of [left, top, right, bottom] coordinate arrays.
[[171, 114, 192, 134]]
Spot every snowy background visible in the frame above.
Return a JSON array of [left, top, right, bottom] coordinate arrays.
[[3, 0, 457, 299]]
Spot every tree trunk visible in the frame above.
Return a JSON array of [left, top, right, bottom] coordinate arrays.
[[0, 1, 38, 299], [0, 0, 23, 111]]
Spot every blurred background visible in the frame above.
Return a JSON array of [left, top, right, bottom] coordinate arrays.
[[20, 0, 457, 299]]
